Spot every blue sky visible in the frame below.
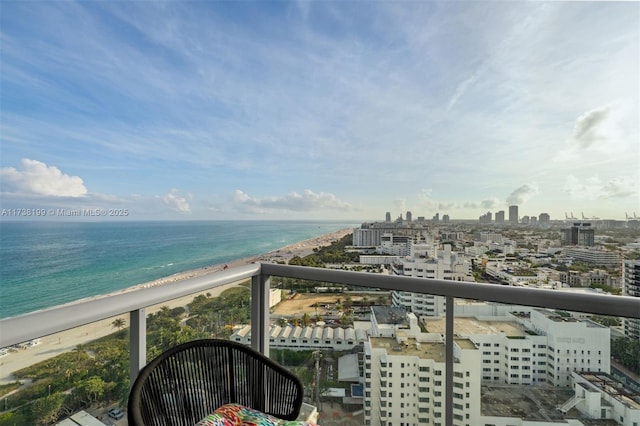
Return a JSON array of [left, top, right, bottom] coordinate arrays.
[[1, 1, 638, 221]]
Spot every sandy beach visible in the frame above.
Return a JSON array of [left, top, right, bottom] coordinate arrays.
[[0, 228, 352, 384]]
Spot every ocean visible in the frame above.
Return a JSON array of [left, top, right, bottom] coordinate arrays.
[[0, 220, 357, 319]]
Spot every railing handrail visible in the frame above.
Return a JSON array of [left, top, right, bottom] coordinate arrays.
[[0, 264, 260, 348], [261, 264, 640, 318], [1, 263, 639, 348]]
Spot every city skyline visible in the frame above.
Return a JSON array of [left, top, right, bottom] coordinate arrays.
[[1, 2, 638, 221]]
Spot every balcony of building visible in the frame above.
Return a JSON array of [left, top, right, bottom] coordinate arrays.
[[1, 263, 639, 426]]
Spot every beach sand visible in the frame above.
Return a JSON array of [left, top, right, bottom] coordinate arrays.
[[0, 228, 352, 384]]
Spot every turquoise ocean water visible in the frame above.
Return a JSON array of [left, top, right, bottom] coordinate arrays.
[[0, 221, 356, 319]]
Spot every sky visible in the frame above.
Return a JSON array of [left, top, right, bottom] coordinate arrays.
[[1, 1, 638, 221]]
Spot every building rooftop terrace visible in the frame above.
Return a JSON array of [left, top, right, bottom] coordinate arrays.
[[425, 317, 527, 337], [370, 336, 476, 362]]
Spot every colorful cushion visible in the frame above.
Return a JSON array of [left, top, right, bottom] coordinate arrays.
[[197, 403, 316, 426]]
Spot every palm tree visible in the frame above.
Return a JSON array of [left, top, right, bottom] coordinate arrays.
[[302, 312, 311, 327], [112, 318, 126, 331]]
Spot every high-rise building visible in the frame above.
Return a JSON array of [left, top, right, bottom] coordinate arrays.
[[479, 212, 492, 224], [509, 205, 518, 223], [495, 210, 505, 223], [442, 214, 450, 223], [432, 213, 439, 223], [364, 307, 481, 425], [364, 335, 481, 425], [561, 222, 595, 246], [539, 213, 550, 224], [406, 211, 412, 222], [623, 260, 640, 341], [385, 212, 391, 222]]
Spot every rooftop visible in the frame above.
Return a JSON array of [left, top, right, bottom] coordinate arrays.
[[370, 336, 476, 361], [371, 306, 409, 326], [481, 385, 575, 420], [425, 317, 527, 337], [371, 337, 445, 361], [578, 372, 640, 410]]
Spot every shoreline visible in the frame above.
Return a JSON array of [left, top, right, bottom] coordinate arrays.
[[109, 227, 352, 293], [0, 228, 352, 384]]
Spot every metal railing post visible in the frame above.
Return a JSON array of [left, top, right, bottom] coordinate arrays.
[[251, 273, 270, 356], [129, 308, 146, 387], [445, 296, 454, 426]]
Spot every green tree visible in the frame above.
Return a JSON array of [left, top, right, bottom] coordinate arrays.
[[344, 295, 353, 310], [32, 393, 65, 425], [78, 376, 107, 402], [301, 313, 311, 327]]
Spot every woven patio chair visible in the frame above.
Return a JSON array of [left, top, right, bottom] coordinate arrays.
[[128, 339, 304, 426]]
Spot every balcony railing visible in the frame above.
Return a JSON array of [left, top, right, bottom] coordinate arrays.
[[1, 263, 639, 426]]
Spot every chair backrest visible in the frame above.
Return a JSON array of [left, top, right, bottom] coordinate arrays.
[[128, 339, 304, 426]]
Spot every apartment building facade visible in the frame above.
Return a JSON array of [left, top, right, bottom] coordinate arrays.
[[364, 335, 481, 426], [623, 260, 640, 340]]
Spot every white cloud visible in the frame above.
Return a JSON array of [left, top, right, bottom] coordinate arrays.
[[564, 175, 638, 200], [506, 184, 538, 205], [572, 105, 612, 149], [232, 189, 352, 213], [0, 158, 88, 197], [394, 199, 407, 213], [417, 189, 456, 212], [163, 189, 191, 213], [481, 198, 500, 209], [556, 104, 628, 162]]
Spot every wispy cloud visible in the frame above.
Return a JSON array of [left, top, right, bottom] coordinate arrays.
[[447, 73, 478, 111], [564, 175, 638, 200], [232, 189, 352, 213], [1, 1, 638, 219]]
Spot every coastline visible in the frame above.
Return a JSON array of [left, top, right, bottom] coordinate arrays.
[[0, 228, 352, 383], [115, 227, 352, 292]]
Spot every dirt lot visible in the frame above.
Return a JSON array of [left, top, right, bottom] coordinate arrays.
[[272, 292, 387, 316]]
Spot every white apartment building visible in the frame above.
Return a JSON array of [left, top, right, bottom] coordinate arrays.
[[364, 335, 481, 426], [378, 233, 412, 256], [354, 227, 385, 246], [622, 260, 640, 340], [514, 310, 610, 387], [566, 372, 640, 425], [424, 309, 610, 387], [359, 255, 401, 265], [465, 242, 489, 256], [477, 232, 504, 243], [565, 247, 621, 267], [390, 245, 474, 316]]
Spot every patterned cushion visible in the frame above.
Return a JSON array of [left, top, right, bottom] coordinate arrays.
[[197, 403, 316, 426]]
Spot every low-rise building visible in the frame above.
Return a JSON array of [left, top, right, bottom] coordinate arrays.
[[566, 372, 640, 426], [565, 247, 621, 267], [230, 324, 368, 351]]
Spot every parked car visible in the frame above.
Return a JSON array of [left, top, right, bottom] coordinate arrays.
[[108, 408, 124, 420]]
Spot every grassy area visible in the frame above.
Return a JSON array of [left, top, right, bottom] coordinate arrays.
[[0, 381, 21, 398]]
